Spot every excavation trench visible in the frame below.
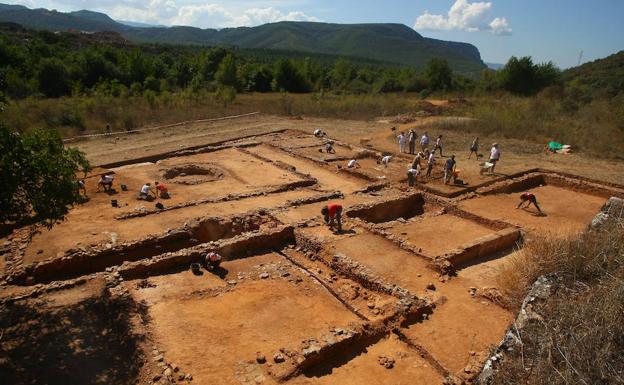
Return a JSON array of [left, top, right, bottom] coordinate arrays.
[[16, 213, 278, 285]]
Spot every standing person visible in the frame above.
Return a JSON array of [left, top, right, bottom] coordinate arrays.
[[433, 135, 443, 157], [106, 124, 112, 135], [325, 142, 335, 154], [489, 143, 501, 172], [426, 150, 435, 177], [420, 132, 430, 152], [321, 203, 343, 232], [469, 137, 479, 159], [397, 132, 406, 153], [443, 155, 457, 185], [408, 129, 417, 154], [516, 192, 543, 214]]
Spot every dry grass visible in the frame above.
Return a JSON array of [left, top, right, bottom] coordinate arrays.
[[493, 220, 624, 385]]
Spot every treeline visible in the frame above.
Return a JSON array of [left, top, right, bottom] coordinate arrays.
[[0, 28, 564, 101]]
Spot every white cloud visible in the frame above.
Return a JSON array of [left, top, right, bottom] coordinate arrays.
[[489, 17, 511, 35], [414, 0, 511, 35], [14, 0, 319, 28]]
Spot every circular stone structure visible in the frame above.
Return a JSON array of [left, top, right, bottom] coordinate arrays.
[[161, 164, 225, 185]]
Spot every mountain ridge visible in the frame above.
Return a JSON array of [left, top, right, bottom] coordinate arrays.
[[0, 3, 486, 73]]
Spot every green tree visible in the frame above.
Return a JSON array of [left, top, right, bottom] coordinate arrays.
[[0, 125, 90, 227], [37, 58, 71, 97], [272, 59, 307, 93], [331, 59, 355, 91], [215, 53, 238, 89], [425, 58, 453, 91]]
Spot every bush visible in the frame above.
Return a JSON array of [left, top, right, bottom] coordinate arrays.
[[0, 125, 90, 227]]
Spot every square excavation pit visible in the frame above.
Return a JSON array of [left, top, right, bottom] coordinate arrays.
[[292, 334, 444, 385], [383, 213, 500, 257], [128, 253, 362, 385], [459, 179, 610, 234], [21, 149, 311, 265], [246, 145, 370, 193], [346, 193, 521, 264], [113, 147, 305, 205]]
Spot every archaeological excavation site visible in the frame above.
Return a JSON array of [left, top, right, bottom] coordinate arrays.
[[2, 129, 623, 385]]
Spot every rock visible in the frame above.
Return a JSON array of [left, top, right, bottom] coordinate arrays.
[[178, 374, 185, 381], [367, 302, 375, 309], [227, 280, 237, 285], [153, 354, 164, 362], [152, 375, 162, 382], [184, 373, 193, 380], [426, 283, 436, 291], [273, 353, 286, 363], [163, 367, 173, 377], [260, 272, 270, 279], [256, 352, 266, 364]]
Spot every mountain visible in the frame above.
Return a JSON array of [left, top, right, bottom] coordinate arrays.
[[562, 51, 624, 97], [0, 3, 486, 73], [117, 20, 165, 28], [486, 62, 505, 70]]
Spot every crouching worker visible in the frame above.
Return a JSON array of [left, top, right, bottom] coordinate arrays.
[[138, 182, 156, 201], [154, 181, 170, 199], [407, 165, 420, 187], [201, 251, 222, 271], [321, 203, 343, 232], [516, 192, 543, 214], [98, 174, 114, 192]]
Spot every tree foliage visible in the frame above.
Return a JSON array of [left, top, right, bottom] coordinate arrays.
[[0, 125, 90, 227], [497, 56, 560, 96]]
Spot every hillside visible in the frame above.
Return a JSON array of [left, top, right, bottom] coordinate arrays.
[[563, 50, 624, 97], [0, 3, 485, 74]]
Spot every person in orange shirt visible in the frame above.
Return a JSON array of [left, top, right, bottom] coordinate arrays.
[[154, 181, 170, 199]]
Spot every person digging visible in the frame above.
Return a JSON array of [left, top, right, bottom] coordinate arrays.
[[201, 251, 223, 272], [138, 182, 156, 201], [154, 181, 170, 199], [516, 192, 543, 214], [321, 204, 343, 232]]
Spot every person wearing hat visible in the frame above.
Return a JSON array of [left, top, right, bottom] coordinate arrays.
[[489, 143, 501, 172]]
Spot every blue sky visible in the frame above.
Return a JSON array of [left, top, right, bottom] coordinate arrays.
[[8, 0, 624, 68]]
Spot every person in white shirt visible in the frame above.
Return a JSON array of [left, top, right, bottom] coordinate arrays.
[[138, 182, 156, 201], [313, 128, 324, 137], [379, 155, 392, 167], [97, 174, 114, 192], [397, 132, 406, 153], [489, 143, 501, 172], [420, 132, 430, 152], [433, 135, 443, 157], [407, 164, 420, 187], [347, 159, 360, 169]]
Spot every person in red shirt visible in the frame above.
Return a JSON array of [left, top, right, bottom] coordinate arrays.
[[517, 192, 543, 214], [154, 181, 170, 199], [321, 203, 343, 232]]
